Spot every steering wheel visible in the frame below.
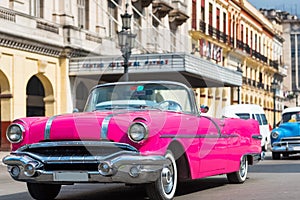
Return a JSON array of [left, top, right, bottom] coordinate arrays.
[[157, 100, 182, 112]]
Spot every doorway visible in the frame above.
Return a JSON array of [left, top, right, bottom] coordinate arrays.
[[26, 75, 45, 116]]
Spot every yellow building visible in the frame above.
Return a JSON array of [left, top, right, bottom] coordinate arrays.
[[0, 1, 107, 150], [189, 0, 286, 125]]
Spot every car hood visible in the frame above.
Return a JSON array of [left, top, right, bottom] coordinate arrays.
[[25, 110, 174, 143], [275, 122, 300, 137]]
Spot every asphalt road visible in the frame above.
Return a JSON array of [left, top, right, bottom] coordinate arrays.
[[1, 152, 300, 200]]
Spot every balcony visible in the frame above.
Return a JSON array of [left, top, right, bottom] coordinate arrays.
[[0, 6, 104, 57], [132, 0, 153, 10], [171, 0, 187, 14], [169, 9, 189, 26], [199, 20, 206, 32], [152, 0, 173, 19], [269, 60, 279, 70], [257, 82, 263, 89], [189, 20, 272, 66], [278, 65, 288, 76], [208, 25, 215, 37], [0, 6, 63, 57]]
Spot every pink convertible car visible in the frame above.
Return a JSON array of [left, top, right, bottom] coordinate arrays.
[[3, 81, 262, 200]]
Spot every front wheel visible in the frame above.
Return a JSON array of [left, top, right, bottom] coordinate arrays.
[[27, 182, 61, 200], [272, 152, 281, 160], [227, 155, 248, 184], [146, 150, 178, 200]]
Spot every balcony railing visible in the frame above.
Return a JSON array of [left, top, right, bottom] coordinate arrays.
[[199, 20, 206, 32], [269, 60, 279, 70], [195, 21, 276, 69], [0, 6, 16, 22]]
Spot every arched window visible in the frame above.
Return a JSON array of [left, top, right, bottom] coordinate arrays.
[[26, 76, 45, 117]]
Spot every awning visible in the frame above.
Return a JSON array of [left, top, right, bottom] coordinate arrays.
[[69, 53, 242, 88]]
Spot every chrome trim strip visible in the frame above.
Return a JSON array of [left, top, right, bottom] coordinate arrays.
[[160, 134, 238, 138], [44, 115, 60, 140], [160, 134, 218, 138], [281, 136, 300, 140], [273, 140, 300, 146], [252, 135, 262, 140], [100, 111, 134, 139], [100, 114, 114, 139]]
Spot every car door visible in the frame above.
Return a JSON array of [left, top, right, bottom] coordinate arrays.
[[197, 116, 227, 177]]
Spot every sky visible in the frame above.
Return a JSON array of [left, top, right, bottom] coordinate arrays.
[[248, 0, 300, 17]]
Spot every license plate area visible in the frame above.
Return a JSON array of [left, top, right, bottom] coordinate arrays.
[[53, 172, 88, 182], [293, 146, 300, 151]]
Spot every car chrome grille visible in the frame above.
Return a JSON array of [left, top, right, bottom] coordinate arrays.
[[281, 137, 300, 142], [280, 137, 300, 145], [25, 146, 123, 157], [15, 141, 139, 172]]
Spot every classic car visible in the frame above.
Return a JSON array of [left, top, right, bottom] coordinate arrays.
[[271, 107, 300, 160], [3, 81, 262, 200], [222, 104, 271, 151]]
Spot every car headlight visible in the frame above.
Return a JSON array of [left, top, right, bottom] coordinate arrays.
[[128, 122, 148, 143], [271, 131, 279, 139], [6, 124, 25, 143]]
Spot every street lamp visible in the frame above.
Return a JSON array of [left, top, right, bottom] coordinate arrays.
[[271, 79, 278, 128], [236, 63, 243, 104], [118, 3, 136, 81]]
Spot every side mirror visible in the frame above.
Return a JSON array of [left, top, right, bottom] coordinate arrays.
[[73, 108, 79, 113]]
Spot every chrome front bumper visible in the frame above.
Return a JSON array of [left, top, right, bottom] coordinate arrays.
[[272, 139, 300, 153], [2, 141, 168, 184]]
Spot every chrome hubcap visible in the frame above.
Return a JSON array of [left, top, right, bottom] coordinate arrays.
[[240, 157, 247, 177], [161, 165, 174, 194]]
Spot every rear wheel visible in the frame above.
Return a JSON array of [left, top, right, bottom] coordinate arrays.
[[272, 152, 281, 160], [27, 182, 61, 200], [146, 150, 177, 200], [282, 153, 289, 158], [227, 155, 248, 183], [262, 142, 268, 152]]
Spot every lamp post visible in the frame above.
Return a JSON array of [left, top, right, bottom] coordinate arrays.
[[118, 3, 136, 81], [236, 63, 243, 104], [271, 80, 278, 128]]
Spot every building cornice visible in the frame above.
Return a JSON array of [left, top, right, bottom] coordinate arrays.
[[0, 33, 91, 58]]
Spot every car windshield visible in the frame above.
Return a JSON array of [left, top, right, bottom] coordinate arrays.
[[84, 82, 194, 113], [235, 113, 250, 120], [282, 112, 300, 123]]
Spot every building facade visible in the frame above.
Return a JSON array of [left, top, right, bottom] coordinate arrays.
[[0, 0, 284, 150], [189, 0, 286, 125], [260, 9, 300, 109], [280, 12, 300, 107]]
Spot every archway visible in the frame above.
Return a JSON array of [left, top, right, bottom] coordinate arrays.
[[0, 70, 12, 150], [26, 76, 45, 116], [76, 81, 89, 111]]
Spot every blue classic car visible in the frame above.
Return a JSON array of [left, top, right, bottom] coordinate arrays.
[[271, 107, 300, 159]]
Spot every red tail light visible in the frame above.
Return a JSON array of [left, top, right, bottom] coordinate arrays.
[[269, 124, 272, 131]]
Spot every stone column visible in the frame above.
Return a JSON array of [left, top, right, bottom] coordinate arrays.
[[52, 0, 74, 25]]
